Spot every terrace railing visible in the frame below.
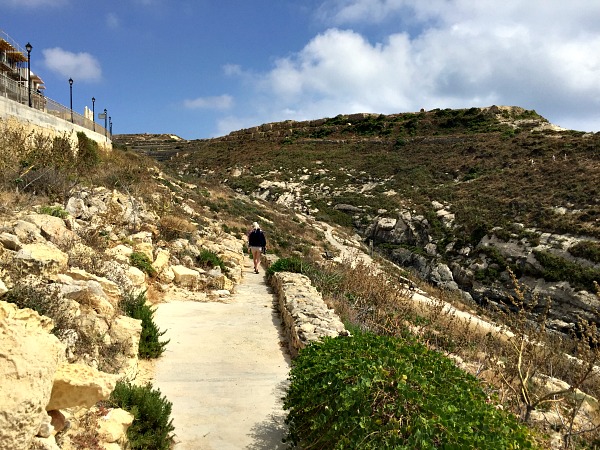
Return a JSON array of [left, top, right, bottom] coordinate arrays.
[[0, 73, 108, 137]]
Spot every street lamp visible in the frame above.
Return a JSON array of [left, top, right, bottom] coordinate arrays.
[[68, 78, 73, 123], [103, 108, 107, 138], [109, 116, 112, 137], [25, 42, 32, 107], [92, 97, 95, 131]]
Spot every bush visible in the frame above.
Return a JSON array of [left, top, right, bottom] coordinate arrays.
[[284, 330, 537, 449], [108, 381, 174, 450], [196, 249, 227, 272], [266, 257, 310, 279], [129, 252, 157, 277], [533, 250, 600, 292], [120, 291, 168, 359]]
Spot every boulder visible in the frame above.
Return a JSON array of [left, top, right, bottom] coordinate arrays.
[[127, 266, 146, 287], [46, 363, 118, 410], [172, 265, 201, 287], [0, 231, 22, 251], [109, 315, 142, 358], [24, 214, 77, 246], [66, 269, 121, 304], [135, 242, 154, 262], [0, 278, 7, 297], [12, 219, 44, 243], [97, 408, 134, 444], [152, 249, 171, 274], [14, 243, 69, 276], [0, 301, 65, 449], [105, 244, 133, 264]]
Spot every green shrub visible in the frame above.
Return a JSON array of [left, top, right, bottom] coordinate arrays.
[[129, 252, 157, 277], [39, 205, 69, 219], [284, 330, 537, 449], [196, 249, 227, 272], [120, 291, 168, 359], [108, 381, 174, 450], [76, 131, 101, 172], [266, 257, 309, 279], [533, 250, 600, 292], [569, 241, 600, 264]]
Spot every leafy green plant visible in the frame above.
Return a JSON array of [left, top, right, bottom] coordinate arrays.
[[129, 252, 157, 277], [532, 250, 600, 291], [196, 249, 227, 273], [284, 329, 537, 449], [108, 381, 174, 450], [39, 205, 69, 219], [266, 257, 311, 279], [120, 290, 168, 359]]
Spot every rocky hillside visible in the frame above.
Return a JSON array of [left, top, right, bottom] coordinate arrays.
[[115, 105, 600, 334]]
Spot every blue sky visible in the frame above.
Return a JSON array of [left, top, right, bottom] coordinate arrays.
[[3, 0, 600, 139]]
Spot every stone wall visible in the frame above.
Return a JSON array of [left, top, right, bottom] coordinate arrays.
[[0, 96, 111, 151], [264, 256, 348, 357]]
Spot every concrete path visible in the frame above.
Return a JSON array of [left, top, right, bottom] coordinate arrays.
[[152, 261, 291, 450]]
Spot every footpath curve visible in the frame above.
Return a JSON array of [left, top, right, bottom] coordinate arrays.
[[152, 260, 290, 450]]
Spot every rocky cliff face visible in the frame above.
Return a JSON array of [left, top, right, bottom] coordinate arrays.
[[363, 204, 600, 332]]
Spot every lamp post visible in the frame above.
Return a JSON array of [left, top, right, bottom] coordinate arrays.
[[104, 108, 107, 139], [25, 42, 32, 107], [109, 116, 112, 137], [68, 78, 73, 123], [92, 97, 95, 132]]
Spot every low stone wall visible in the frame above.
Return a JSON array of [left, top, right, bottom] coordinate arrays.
[[264, 256, 348, 357]]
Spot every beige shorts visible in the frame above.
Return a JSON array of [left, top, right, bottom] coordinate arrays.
[[249, 246, 263, 252]]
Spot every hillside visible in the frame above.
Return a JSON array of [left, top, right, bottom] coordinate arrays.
[[115, 105, 600, 333]]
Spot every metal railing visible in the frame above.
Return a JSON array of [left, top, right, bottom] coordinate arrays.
[[0, 73, 108, 137]]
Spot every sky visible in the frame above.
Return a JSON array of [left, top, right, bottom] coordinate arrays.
[[3, 0, 600, 139]]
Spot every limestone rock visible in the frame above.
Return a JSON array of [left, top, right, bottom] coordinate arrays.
[[127, 266, 146, 287], [97, 408, 134, 443], [46, 363, 118, 410], [135, 242, 154, 262], [12, 219, 44, 243], [66, 268, 120, 304], [24, 213, 77, 246], [152, 248, 171, 274], [105, 244, 133, 263], [15, 242, 69, 276], [0, 301, 65, 449], [0, 231, 22, 251], [172, 265, 201, 287], [109, 315, 142, 358]]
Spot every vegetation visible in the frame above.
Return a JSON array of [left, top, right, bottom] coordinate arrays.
[[39, 204, 69, 219], [284, 328, 537, 449], [129, 252, 157, 278], [120, 290, 169, 359], [196, 249, 227, 272], [108, 381, 174, 450]]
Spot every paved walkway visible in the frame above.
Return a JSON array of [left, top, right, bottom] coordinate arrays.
[[152, 262, 291, 449]]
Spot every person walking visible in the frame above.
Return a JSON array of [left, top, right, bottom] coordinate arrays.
[[248, 222, 267, 274]]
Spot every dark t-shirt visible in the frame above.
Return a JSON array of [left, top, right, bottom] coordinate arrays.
[[248, 229, 266, 247]]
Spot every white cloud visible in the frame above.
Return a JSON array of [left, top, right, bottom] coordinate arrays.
[[226, 1, 600, 132], [42, 47, 102, 82], [183, 95, 233, 110]]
